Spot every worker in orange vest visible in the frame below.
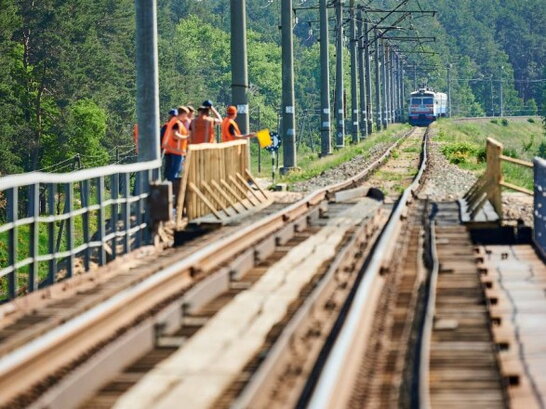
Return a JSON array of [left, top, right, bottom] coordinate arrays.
[[162, 106, 189, 182], [189, 102, 222, 144], [133, 108, 177, 156], [221, 106, 256, 142], [160, 108, 178, 148]]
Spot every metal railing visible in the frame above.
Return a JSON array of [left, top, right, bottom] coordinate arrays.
[[0, 160, 161, 301], [534, 157, 546, 259]]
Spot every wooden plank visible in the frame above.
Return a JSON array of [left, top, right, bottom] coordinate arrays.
[[236, 172, 264, 204], [500, 181, 533, 195], [199, 147, 205, 217], [486, 138, 503, 216], [500, 155, 533, 168], [221, 179, 249, 210], [201, 181, 233, 217], [334, 186, 370, 203], [176, 150, 192, 228], [229, 175, 259, 207], [190, 197, 273, 226], [188, 182, 223, 220], [210, 180, 242, 214], [189, 148, 197, 219], [245, 169, 269, 201], [186, 139, 246, 151]]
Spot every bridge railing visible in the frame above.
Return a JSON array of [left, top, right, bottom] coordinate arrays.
[[464, 137, 533, 219], [534, 158, 546, 259], [463, 137, 546, 257], [0, 160, 161, 301]]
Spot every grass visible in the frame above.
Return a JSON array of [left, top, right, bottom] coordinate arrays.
[[366, 129, 422, 196], [435, 118, 545, 191], [250, 123, 411, 186]]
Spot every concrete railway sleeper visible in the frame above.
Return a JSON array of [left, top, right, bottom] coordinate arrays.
[[0, 127, 421, 408]]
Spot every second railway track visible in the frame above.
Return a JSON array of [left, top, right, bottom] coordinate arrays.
[[306, 130, 507, 409]]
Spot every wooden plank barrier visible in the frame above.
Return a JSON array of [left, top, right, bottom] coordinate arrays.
[[175, 140, 269, 228], [463, 137, 533, 221]]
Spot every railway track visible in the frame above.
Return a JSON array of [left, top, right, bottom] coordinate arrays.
[[0, 127, 419, 409], [0, 124, 510, 409], [305, 153, 507, 407]]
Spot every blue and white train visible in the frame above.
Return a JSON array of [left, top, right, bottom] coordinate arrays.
[[408, 88, 448, 126]]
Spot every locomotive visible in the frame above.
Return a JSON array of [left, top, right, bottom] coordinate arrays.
[[408, 88, 448, 126]]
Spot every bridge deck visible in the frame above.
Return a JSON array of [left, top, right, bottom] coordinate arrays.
[[483, 244, 546, 409]]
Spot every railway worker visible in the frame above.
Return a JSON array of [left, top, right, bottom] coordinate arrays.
[[185, 105, 195, 132], [221, 106, 256, 142], [162, 106, 189, 182], [135, 109, 177, 157], [189, 101, 222, 144], [160, 108, 178, 148]]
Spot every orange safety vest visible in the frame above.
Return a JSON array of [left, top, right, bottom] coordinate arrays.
[[162, 117, 188, 155], [221, 117, 241, 142], [191, 117, 215, 144]]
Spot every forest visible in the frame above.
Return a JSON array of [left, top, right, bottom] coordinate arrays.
[[0, 0, 544, 175]]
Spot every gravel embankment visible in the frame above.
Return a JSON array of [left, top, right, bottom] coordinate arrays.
[[419, 141, 477, 201], [502, 193, 534, 226], [290, 142, 392, 193], [420, 140, 534, 226]]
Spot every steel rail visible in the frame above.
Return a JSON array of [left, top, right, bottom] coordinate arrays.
[[418, 221, 439, 409], [0, 127, 415, 407], [307, 126, 430, 409]]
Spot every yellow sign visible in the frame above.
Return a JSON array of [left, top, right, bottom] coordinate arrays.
[[256, 129, 272, 148]]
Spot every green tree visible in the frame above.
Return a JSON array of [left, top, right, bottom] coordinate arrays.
[[41, 99, 109, 170]]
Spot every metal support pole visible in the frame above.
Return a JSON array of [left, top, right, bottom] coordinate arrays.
[[382, 40, 388, 129], [364, 20, 373, 134], [281, 0, 296, 171], [413, 65, 417, 90], [319, 0, 332, 156], [387, 47, 393, 124], [447, 63, 452, 117], [357, 8, 367, 138], [231, 0, 250, 136], [390, 50, 398, 123], [490, 76, 494, 116], [349, 1, 359, 143], [394, 53, 400, 121], [398, 56, 403, 120], [374, 29, 382, 131], [401, 64, 406, 120], [135, 0, 160, 164], [335, 0, 345, 147], [499, 67, 504, 117]]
